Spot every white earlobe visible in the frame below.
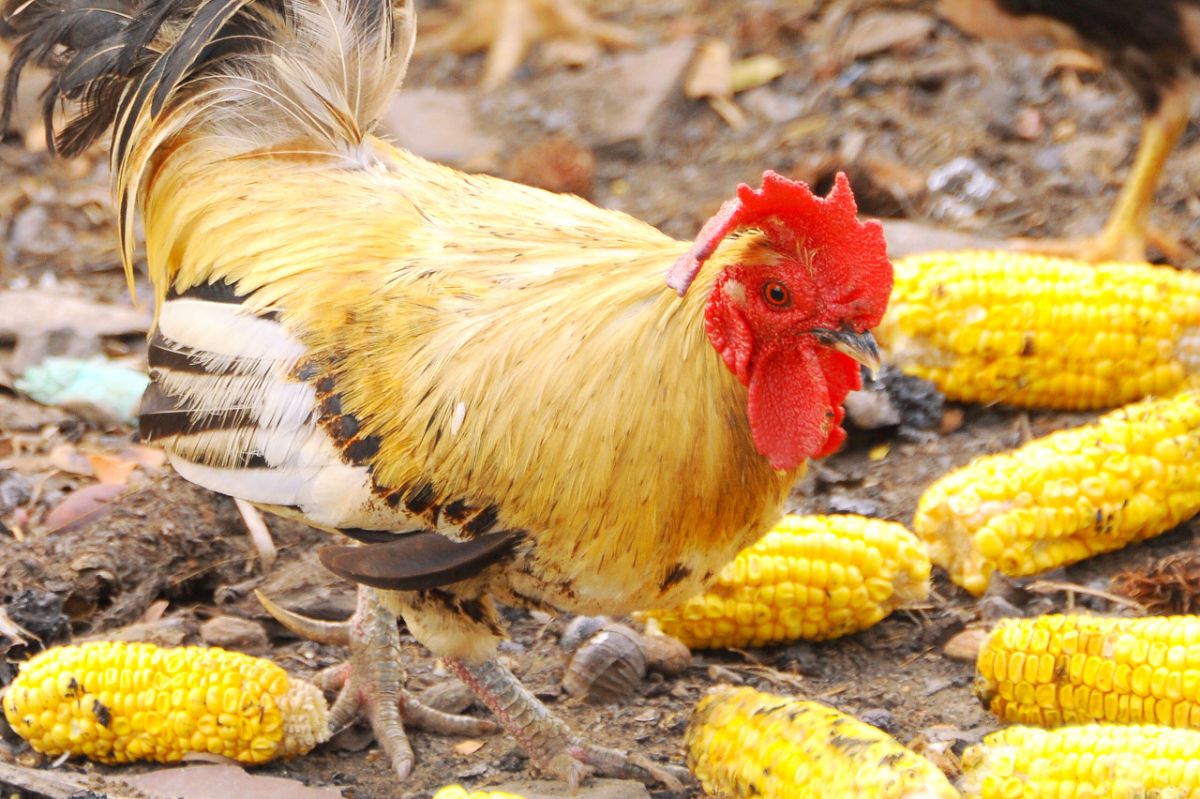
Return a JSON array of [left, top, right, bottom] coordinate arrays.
[[722, 279, 747, 306]]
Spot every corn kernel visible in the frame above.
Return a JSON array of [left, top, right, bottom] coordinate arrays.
[[879, 251, 1200, 410], [916, 391, 1200, 595], [2, 643, 329, 764], [637, 515, 930, 648], [976, 615, 1200, 731], [687, 687, 958, 799], [963, 723, 1200, 799]]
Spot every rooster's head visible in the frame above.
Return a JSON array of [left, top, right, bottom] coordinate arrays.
[[668, 171, 893, 471]]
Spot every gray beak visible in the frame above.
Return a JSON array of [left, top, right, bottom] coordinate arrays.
[[811, 324, 881, 374]]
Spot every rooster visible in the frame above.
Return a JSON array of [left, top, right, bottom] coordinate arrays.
[[939, 0, 1200, 262], [0, 0, 892, 785], [419, 0, 635, 90]]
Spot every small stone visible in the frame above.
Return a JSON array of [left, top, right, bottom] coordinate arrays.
[[200, 615, 269, 652], [497, 748, 529, 773], [943, 628, 989, 662], [0, 470, 32, 513], [940, 406, 966, 435], [978, 594, 1024, 622], [859, 707, 896, 733], [1013, 107, 1043, 141], [6, 590, 69, 644]]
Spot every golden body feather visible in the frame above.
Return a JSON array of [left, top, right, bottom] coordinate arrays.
[[143, 137, 796, 656]]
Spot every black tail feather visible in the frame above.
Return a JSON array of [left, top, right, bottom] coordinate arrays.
[[1, 0, 166, 153]]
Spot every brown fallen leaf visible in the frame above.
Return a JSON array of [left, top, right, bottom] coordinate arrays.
[[141, 598, 170, 624], [685, 39, 746, 128], [49, 443, 94, 476], [838, 10, 935, 61], [0, 290, 149, 340], [454, 739, 487, 756], [123, 445, 168, 470], [43, 483, 125, 533], [88, 452, 139, 485], [942, 628, 987, 662], [124, 764, 343, 799]]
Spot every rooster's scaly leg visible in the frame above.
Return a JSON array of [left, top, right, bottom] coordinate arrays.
[[420, 0, 634, 90], [1015, 81, 1191, 263], [258, 587, 496, 778], [445, 657, 690, 789]]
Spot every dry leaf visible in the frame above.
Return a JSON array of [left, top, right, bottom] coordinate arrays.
[[839, 11, 935, 61], [124, 764, 343, 799], [942, 628, 987, 662], [685, 39, 734, 100], [49, 443, 94, 476], [731, 54, 787, 94], [141, 598, 170, 624], [88, 452, 139, 485], [43, 483, 124, 533], [453, 739, 487, 756], [0, 290, 149, 340], [124, 444, 168, 470]]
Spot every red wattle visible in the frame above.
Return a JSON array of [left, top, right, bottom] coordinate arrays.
[[747, 347, 864, 469]]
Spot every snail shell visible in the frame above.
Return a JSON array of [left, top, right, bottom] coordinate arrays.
[[562, 623, 647, 704]]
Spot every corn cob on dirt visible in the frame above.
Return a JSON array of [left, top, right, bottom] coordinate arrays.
[[961, 723, 1200, 799], [636, 514, 931, 647], [915, 390, 1200, 596], [976, 615, 1200, 728], [432, 787, 526, 799], [2, 642, 329, 764], [686, 686, 959, 799], [876, 251, 1200, 410]]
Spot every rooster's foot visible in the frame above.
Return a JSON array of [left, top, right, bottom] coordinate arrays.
[[420, 0, 635, 89], [256, 588, 496, 778], [1011, 222, 1187, 265], [445, 657, 690, 789]]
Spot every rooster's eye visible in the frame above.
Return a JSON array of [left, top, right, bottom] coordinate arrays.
[[762, 281, 790, 308]]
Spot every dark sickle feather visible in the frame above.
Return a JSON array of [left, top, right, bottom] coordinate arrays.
[[319, 531, 522, 590]]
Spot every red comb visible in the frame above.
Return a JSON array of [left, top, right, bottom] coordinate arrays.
[[667, 171, 874, 295]]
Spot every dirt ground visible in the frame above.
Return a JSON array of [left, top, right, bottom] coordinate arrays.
[[2, 1, 1200, 797]]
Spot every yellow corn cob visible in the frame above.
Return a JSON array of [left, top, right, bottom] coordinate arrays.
[[636, 514, 931, 647], [961, 724, 1200, 799], [432, 787, 526, 799], [686, 686, 960, 799], [2, 642, 329, 764], [876, 250, 1200, 410], [975, 615, 1200, 729], [915, 390, 1200, 596]]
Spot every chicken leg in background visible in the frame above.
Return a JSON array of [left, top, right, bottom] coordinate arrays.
[[419, 0, 636, 89], [939, 0, 1200, 263], [1, 0, 891, 786]]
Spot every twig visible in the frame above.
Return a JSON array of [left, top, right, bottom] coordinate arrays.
[[1025, 579, 1149, 613], [1015, 413, 1034, 445], [235, 497, 277, 569], [899, 644, 936, 669], [0, 760, 138, 799]]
